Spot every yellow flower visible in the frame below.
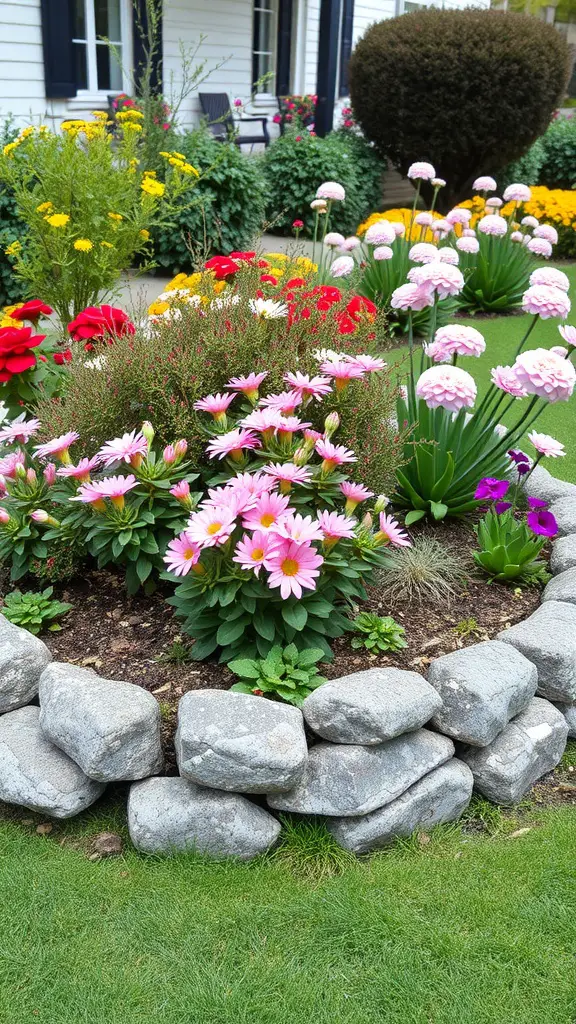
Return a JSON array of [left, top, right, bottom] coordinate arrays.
[[212, 280, 226, 295], [169, 157, 184, 168], [0, 315, 20, 328], [3, 304, 17, 315], [36, 201, 53, 213], [268, 266, 284, 278], [129, 158, 140, 168], [264, 252, 288, 263], [141, 178, 165, 198], [295, 256, 318, 274], [122, 122, 142, 133], [108, 212, 123, 221], [116, 109, 144, 121], [148, 300, 170, 316], [18, 126, 35, 139], [143, 170, 157, 178], [159, 151, 171, 159], [74, 238, 93, 252], [139, 229, 150, 241], [172, 152, 186, 160], [92, 110, 108, 120], [2, 141, 19, 157], [184, 273, 203, 292], [100, 241, 114, 248], [4, 240, 21, 256], [45, 213, 70, 228], [180, 163, 199, 177], [165, 272, 188, 291]]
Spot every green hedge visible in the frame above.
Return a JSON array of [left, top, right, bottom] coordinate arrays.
[[151, 125, 267, 274], [261, 128, 384, 237], [497, 136, 547, 192], [539, 115, 576, 190], [0, 120, 23, 307]]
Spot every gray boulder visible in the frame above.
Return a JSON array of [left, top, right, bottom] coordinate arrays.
[[522, 463, 576, 504], [0, 705, 104, 817], [267, 728, 454, 817], [549, 496, 576, 537], [175, 689, 308, 794], [554, 703, 576, 739], [543, 568, 576, 607], [550, 535, 576, 576], [39, 662, 163, 782], [327, 759, 474, 853], [0, 614, 51, 713], [302, 668, 442, 745], [459, 697, 568, 805], [428, 641, 537, 747], [128, 776, 281, 859], [498, 601, 576, 702]]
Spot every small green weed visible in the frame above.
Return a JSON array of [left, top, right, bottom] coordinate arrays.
[[229, 644, 326, 707], [271, 816, 357, 880], [2, 586, 72, 635], [454, 617, 482, 640], [156, 638, 194, 665], [351, 612, 407, 653]]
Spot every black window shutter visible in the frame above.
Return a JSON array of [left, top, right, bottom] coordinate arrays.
[[40, 0, 76, 98], [339, 0, 354, 97], [133, 0, 163, 94], [276, 0, 294, 97]]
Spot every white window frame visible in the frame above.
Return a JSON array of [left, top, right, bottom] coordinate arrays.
[[70, 0, 133, 106], [253, 0, 278, 101]]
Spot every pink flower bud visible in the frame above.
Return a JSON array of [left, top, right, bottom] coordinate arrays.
[[30, 509, 49, 523], [292, 447, 310, 466], [361, 511, 373, 529], [0, 476, 6, 497], [14, 462, 26, 480], [169, 480, 191, 503], [324, 412, 340, 437], [141, 421, 155, 444], [0, 507, 10, 524], [26, 468, 37, 485], [373, 494, 389, 513], [163, 445, 176, 465], [43, 463, 56, 485], [174, 439, 188, 459]]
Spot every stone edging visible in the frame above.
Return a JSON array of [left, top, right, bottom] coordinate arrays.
[[0, 463, 573, 860]]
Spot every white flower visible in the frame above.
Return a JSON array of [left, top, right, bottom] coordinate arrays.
[[373, 245, 394, 261], [330, 255, 355, 278], [324, 231, 346, 248], [473, 176, 497, 192], [407, 161, 436, 181], [503, 183, 532, 203], [365, 221, 396, 245], [310, 198, 327, 210], [248, 298, 288, 319], [316, 181, 345, 201]]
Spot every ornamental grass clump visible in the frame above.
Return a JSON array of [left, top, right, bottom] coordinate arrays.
[[162, 361, 411, 663], [0, 116, 200, 326]]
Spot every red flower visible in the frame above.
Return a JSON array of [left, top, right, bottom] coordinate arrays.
[[11, 299, 53, 322], [346, 295, 377, 322], [0, 326, 45, 381], [204, 255, 240, 280], [67, 305, 135, 346], [53, 348, 73, 366], [260, 274, 278, 285], [292, 220, 304, 229], [229, 251, 256, 263], [336, 312, 357, 335], [283, 278, 306, 290]]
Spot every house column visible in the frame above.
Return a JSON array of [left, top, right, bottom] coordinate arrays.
[[315, 0, 342, 136]]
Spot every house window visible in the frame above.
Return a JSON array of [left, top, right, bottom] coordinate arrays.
[[72, 0, 130, 95], [253, 0, 278, 94]]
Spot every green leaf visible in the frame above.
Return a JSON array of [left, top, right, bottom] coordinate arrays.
[[136, 555, 153, 584], [216, 617, 248, 647], [404, 509, 426, 527], [228, 658, 261, 680], [430, 501, 448, 521], [281, 604, 308, 631], [283, 643, 298, 665], [253, 610, 276, 642], [297, 648, 324, 668]]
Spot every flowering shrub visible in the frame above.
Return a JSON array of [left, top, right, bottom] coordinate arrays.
[[0, 421, 198, 591], [163, 361, 409, 662], [0, 302, 67, 415], [0, 116, 199, 326], [274, 95, 316, 132], [37, 256, 402, 495]]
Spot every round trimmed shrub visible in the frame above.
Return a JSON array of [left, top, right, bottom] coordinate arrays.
[[539, 115, 576, 190], [349, 8, 571, 210], [262, 128, 384, 236], [151, 125, 267, 274], [497, 136, 546, 193]]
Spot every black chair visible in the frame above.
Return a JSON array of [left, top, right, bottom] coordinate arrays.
[[198, 93, 270, 150]]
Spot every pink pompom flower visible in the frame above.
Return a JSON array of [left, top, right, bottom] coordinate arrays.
[[373, 245, 394, 260], [521, 286, 571, 320], [558, 324, 576, 349], [206, 428, 261, 461], [365, 221, 396, 245], [408, 262, 464, 299], [473, 176, 497, 192], [316, 181, 345, 201], [513, 348, 576, 402], [433, 324, 485, 358], [456, 236, 480, 254], [187, 505, 236, 548], [415, 212, 434, 227], [242, 490, 293, 532], [34, 431, 79, 464], [324, 232, 345, 249], [551, 346, 569, 359], [431, 219, 452, 236], [315, 438, 357, 472], [503, 183, 532, 203], [534, 224, 558, 245], [510, 232, 523, 243], [225, 371, 268, 403], [374, 512, 412, 548], [262, 462, 312, 492], [407, 161, 436, 181], [416, 364, 477, 412], [446, 208, 472, 226], [527, 237, 552, 258], [409, 242, 439, 264], [521, 216, 539, 228], [478, 215, 507, 237], [98, 430, 148, 468], [485, 198, 503, 210], [390, 283, 433, 311], [193, 392, 236, 422], [163, 530, 202, 576], [316, 509, 356, 544], [490, 365, 528, 399], [530, 268, 569, 292], [436, 248, 459, 265], [283, 372, 333, 401], [339, 236, 361, 252], [330, 256, 355, 278], [233, 529, 281, 576], [528, 431, 566, 459], [266, 538, 323, 599], [339, 481, 374, 513]]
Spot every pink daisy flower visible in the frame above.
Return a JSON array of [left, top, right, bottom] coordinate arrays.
[[275, 513, 324, 543], [490, 366, 528, 399], [239, 408, 284, 435], [193, 392, 236, 422], [0, 417, 40, 445], [283, 372, 333, 401], [169, 480, 192, 504], [315, 438, 357, 472], [34, 431, 79, 463], [266, 538, 324, 599], [186, 505, 237, 548], [527, 431, 566, 459], [163, 530, 202, 576], [276, 416, 311, 438], [233, 530, 281, 576], [347, 354, 387, 372], [225, 371, 268, 402], [319, 359, 366, 391], [317, 509, 357, 543], [0, 451, 24, 479], [71, 474, 138, 507], [57, 456, 100, 482], [375, 512, 412, 548], [339, 481, 374, 513], [259, 391, 302, 415], [97, 430, 148, 468], [206, 428, 261, 461], [262, 462, 312, 491], [242, 490, 293, 532], [228, 471, 275, 498]]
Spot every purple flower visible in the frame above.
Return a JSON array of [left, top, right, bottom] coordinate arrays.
[[495, 501, 512, 514], [474, 478, 510, 502], [508, 449, 530, 475], [527, 496, 548, 510], [527, 508, 558, 538]]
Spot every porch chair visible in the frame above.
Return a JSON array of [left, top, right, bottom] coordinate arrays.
[[198, 93, 270, 150]]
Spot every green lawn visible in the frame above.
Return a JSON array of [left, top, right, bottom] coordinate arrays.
[[0, 800, 575, 1023], [393, 262, 576, 483]]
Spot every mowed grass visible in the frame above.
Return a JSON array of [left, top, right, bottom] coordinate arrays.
[[0, 803, 575, 1023], [392, 261, 576, 483]]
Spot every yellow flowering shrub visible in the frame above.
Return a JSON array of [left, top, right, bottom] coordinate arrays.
[[0, 119, 202, 326], [358, 208, 446, 243]]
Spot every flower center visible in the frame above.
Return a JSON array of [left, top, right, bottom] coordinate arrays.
[[184, 548, 196, 560], [251, 548, 264, 560], [207, 522, 222, 535], [281, 558, 299, 576], [260, 513, 275, 527]]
